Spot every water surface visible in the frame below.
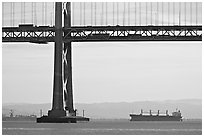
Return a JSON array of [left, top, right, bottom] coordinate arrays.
[[2, 119, 202, 135]]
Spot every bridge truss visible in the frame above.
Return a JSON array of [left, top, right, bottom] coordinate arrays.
[[2, 25, 202, 43]]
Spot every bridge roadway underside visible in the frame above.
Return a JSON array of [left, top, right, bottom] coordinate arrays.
[[2, 25, 202, 43]]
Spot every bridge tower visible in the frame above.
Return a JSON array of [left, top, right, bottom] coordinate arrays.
[[47, 2, 66, 117], [63, 2, 75, 116], [37, 2, 89, 123]]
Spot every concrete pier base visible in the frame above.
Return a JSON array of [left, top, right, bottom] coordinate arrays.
[[36, 116, 90, 123]]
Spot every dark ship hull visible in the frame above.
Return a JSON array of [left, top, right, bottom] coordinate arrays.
[[130, 114, 182, 121]]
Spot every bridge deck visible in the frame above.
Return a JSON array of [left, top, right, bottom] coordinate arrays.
[[2, 25, 202, 43]]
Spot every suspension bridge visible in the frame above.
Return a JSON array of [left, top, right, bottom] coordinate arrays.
[[2, 2, 202, 123]]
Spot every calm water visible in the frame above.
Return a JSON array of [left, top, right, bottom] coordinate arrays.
[[2, 119, 202, 135]]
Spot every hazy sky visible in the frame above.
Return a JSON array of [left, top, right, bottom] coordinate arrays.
[[2, 42, 202, 104], [2, 2, 202, 104]]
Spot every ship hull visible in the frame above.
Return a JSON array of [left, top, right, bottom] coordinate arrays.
[[130, 114, 182, 121]]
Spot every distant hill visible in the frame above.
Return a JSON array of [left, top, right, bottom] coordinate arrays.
[[2, 99, 201, 119]]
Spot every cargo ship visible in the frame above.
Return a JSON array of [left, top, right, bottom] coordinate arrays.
[[130, 109, 182, 121]]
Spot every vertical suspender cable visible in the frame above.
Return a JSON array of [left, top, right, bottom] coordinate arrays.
[[24, 2, 25, 24], [12, 3, 14, 26], [145, 2, 147, 25], [156, 2, 159, 25], [2, 3, 4, 26], [173, 2, 175, 25], [162, 2, 163, 26], [12, 2, 14, 26], [184, 2, 187, 35], [80, 2, 82, 25], [34, 3, 36, 25], [42, 2, 44, 25], [139, 2, 141, 26], [123, 2, 125, 26], [10, 2, 13, 26], [117, 2, 119, 25], [32, 2, 34, 24], [102, 2, 104, 25], [178, 2, 181, 26], [162, 2, 165, 26], [91, 2, 93, 25], [168, 2, 169, 26], [21, 3, 23, 24], [52, 2, 55, 26], [84, 2, 85, 26], [106, 2, 108, 25], [184, 2, 186, 26], [150, 2, 152, 25], [45, 2, 47, 25], [13, 2, 15, 26], [128, 2, 130, 26], [135, 2, 136, 26], [146, 2, 147, 25], [10, 3, 12, 26], [190, 2, 192, 25], [95, 2, 96, 25], [113, 2, 114, 25], [50, 3, 51, 26], [196, 2, 197, 25], [72, 2, 74, 26]]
